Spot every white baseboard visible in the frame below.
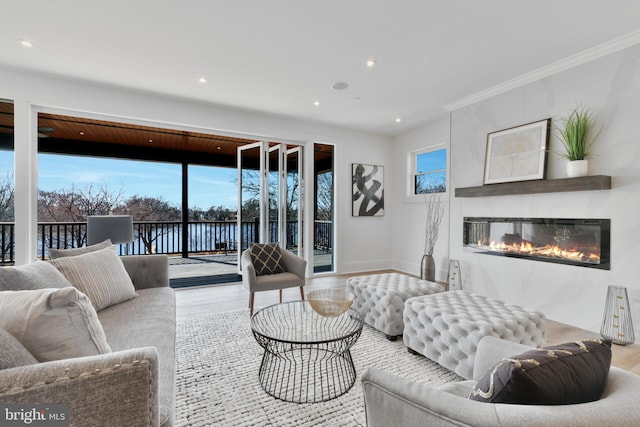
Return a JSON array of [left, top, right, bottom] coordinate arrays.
[[340, 259, 392, 275]]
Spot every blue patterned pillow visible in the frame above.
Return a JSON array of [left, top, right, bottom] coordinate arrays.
[[249, 243, 285, 276]]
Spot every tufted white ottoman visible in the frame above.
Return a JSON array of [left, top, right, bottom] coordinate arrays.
[[403, 290, 546, 379], [346, 273, 445, 340]]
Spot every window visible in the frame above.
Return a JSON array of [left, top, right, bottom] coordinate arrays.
[[413, 147, 446, 194], [0, 99, 14, 265]]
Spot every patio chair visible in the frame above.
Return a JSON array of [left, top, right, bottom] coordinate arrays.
[[241, 243, 306, 315]]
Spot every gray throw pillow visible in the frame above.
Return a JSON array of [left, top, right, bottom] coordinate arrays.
[[249, 242, 286, 276], [0, 261, 72, 291], [48, 239, 113, 259], [50, 246, 137, 311], [0, 288, 112, 362], [0, 327, 38, 369]]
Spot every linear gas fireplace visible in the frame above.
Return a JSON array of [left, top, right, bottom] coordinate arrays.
[[463, 217, 610, 270]]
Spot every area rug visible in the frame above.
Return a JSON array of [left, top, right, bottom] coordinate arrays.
[[175, 309, 462, 426]]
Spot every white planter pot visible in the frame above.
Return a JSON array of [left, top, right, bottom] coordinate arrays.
[[566, 160, 589, 178]]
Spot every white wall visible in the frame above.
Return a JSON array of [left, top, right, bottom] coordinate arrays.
[[0, 66, 393, 273], [391, 117, 450, 280], [449, 44, 640, 336]]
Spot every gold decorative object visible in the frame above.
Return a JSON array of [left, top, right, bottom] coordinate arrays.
[[601, 285, 635, 345], [307, 288, 354, 317]]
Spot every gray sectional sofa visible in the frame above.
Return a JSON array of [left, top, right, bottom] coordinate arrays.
[[362, 336, 640, 427], [0, 254, 176, 427]]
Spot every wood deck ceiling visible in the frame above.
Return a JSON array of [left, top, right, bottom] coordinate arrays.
[[37, 113, 261, 167], [0, 101, 333, 169]]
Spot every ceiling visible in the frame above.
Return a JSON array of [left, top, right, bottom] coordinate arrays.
[[2, 1, 640, 136]]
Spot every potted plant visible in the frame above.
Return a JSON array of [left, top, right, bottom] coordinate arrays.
[[556, 105, 601, 178]]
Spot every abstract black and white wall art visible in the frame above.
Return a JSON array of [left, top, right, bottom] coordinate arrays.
[[352, 163, 384, 217]]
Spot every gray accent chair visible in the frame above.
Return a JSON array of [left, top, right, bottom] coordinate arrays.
[[241, 247, 306, 315], [362, 336, 640, 427]]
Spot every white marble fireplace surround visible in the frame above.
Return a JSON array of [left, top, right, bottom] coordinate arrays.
[[449, 43, 640, 340]]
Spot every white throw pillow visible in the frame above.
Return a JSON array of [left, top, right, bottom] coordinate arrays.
[[0, 327, 38, 369], [48, 238, 113, 259], [50, 246, 137, 311], [0, 261, 72, 291], [0, 287, 112, 362]]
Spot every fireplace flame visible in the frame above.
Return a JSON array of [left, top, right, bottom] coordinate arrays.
[[478, 239, 600, 263]]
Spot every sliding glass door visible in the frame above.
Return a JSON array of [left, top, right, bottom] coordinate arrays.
[[313, 143, 334, 273], [285, 146, 302, 256], [237, 142, 303, 269], [0, 99, 14, 266]]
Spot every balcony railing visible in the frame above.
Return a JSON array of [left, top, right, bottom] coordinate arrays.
[[0, 220, 333, 265]]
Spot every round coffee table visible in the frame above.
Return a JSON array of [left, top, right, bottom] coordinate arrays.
[[251, 300, 364, 403]]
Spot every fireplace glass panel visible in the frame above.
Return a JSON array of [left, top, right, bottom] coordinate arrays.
[[463, 217, 610, 270]]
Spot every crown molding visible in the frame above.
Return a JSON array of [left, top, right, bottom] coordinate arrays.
[[443, 29, 640, 112]]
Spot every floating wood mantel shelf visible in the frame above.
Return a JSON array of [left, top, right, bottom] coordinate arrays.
[[454, 175, 611, 198]]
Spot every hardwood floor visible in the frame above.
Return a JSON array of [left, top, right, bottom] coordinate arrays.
[[174, 270, 640, 375]]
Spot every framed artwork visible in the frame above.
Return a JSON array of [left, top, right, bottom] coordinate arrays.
[[352, 163, 384, 216], [483, 118, 551, 185]]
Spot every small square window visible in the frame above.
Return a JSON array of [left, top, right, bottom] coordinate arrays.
[[414, 148, 446, 194]]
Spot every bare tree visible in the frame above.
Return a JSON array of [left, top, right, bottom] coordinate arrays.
[[116, 195, 180, 221], [286, 170, 300, 221], [115, 195, 180, 254], [204, 205, 235, 221], [0, 173, 14, 262], [0, 172, 14, 221], [316, 171, 333, 221], [38, 183, 124, 222], [38, 183, 124, 248], [415, 175, 446, 195], [239, 169, 303, 220]]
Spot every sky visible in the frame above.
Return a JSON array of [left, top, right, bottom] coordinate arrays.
[[417, 148, 446, 173], [0, 151, 239, 210]]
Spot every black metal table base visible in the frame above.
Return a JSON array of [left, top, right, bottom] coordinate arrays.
[[258, 345, 357, 403], [251, 302, 363, 404]]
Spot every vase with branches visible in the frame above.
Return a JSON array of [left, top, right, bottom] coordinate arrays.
[[421, 193, 445, 281]]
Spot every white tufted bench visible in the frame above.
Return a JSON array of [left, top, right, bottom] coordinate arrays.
[[346, 273, 445, 340], [403, 290, 546, 379]]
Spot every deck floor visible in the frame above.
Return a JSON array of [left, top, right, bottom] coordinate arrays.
[[168, 252, 333, 286]]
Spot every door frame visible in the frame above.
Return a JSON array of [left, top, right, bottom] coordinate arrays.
[[237, 141, 304, 272]]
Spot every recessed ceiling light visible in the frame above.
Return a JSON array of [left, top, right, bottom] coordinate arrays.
[[217, 146, 221, 150], [198, 77, 207, 84], [395, 117, 402, 123], [332, 81, 349, 91], [366, 59, 377, 68], [313, 100, 320, 106], [79, 131, 85, 136], [148, 139, 153, 143], [19, 39, 33, 48]]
